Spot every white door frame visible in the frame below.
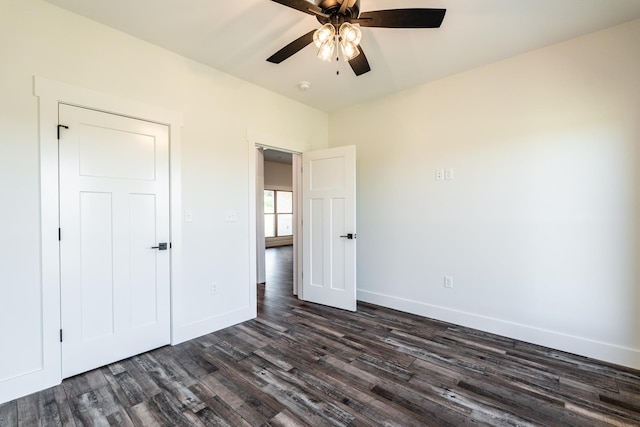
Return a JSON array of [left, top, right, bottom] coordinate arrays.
[[27, 77, 183, 400], [248, 140, 303, 298]]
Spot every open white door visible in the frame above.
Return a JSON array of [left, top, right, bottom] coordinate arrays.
[[302, 145, 356, 311]]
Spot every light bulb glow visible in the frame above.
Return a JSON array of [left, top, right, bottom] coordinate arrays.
[[339, 39, 360, 61], [317, 38, 335, 61], [313, 24, 335, 48], [339, 23, 361, 46]]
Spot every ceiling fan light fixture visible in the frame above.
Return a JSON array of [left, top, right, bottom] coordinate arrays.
[[340, 39, 360, 61], [313, 23, 335, 48], [317, 37, 335, 62], [339, 22, 361, 46]]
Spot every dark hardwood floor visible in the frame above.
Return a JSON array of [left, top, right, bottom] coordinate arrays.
[[2, 245, 640, 426]]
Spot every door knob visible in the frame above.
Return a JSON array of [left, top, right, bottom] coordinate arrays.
[[151, 243, 168, 250]]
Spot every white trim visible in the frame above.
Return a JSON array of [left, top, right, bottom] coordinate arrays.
[[357, 289, 640, 370], [0, 77, 183, 404], [248, 140, 258, 319], [171, 306, 255, 345], [292, 153, 302, 297], [256, 148, 266, 284]]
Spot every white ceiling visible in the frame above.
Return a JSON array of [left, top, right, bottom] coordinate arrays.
[[44, 0, 640, 112]]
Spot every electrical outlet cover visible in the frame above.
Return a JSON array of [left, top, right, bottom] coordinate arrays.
[[444, 276, 453, 288]]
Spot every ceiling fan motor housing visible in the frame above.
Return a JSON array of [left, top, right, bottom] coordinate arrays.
[[317, 0, 361, 24]]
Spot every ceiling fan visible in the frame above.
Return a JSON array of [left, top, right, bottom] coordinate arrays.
[[267, 0, 446, 76]]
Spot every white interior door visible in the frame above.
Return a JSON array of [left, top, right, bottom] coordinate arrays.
[[302, 145, 356, 311], [59, 104, 171, 378]]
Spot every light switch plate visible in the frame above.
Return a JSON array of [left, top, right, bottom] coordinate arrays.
[[225, 210, 238, 222], [445, 169, 454, 181]]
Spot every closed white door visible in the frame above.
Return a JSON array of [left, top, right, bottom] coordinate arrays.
[[59, 104, 171, 378], [302, 145, 356, 311]]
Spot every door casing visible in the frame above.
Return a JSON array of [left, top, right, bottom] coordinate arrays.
[[251, 143, 303, 297], [250, 142, 356, 306], [23, 77, 184, 403]]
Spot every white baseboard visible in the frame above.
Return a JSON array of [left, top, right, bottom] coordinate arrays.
[[172, 306, 256, 345], [357, 289, 640, 370]]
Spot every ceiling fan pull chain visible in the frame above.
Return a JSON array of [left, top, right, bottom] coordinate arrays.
[[336, 35, 340, 75]]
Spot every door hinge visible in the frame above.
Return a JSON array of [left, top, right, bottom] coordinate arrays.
[[59, 329, 63, 342], [58, 228, 61, 241], [57, 124, 69, 140], [169, 242, 172, 249]]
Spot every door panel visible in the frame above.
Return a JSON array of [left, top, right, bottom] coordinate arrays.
[[78, 125, 157, 180], [129, 194, 159, 328], [59, 104, 170, 378], [79, 192, 115, 341], [330, 198, 346, 291], [302, 146, 356, 311]]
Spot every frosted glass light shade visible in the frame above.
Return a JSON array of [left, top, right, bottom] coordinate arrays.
[[313, 23, 335, 48], [339, 22, 361, 46], [340, 39, 360, 61], [317, 38, 335, 61]]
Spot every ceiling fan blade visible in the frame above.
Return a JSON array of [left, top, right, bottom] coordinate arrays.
[[354, 9, 446, 28], [349, 47, 371, 76], [271, 0, 324, 17], [267, 30, 316, 64]]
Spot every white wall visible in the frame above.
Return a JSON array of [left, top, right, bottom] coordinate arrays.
[[329, 19, 640, 368], [0, 0, 327, 403]]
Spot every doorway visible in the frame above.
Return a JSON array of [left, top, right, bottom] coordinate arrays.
[[251, 143, 357, 311], [257, 148, 298, 296]]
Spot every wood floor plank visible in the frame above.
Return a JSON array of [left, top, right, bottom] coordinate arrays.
[[264, 409, 314, 427], [4, 246, 640, 426], [192, 394, 251, 427], [0, 400, 18, 426], [68, 385, 135, 427], [172, 343, 220, 379], [145, 391, 197, 427], [201, 369, 282, 425], [126, 401, 163, 427], [36, 389, 64, 427], [113, 357, 163, 400], [15, 391, 40, 425], [52, 385, 77, 427], [63, 369, 109, 399]]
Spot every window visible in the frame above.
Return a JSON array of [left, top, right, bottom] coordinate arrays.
[[264, 190, 293, 237]]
